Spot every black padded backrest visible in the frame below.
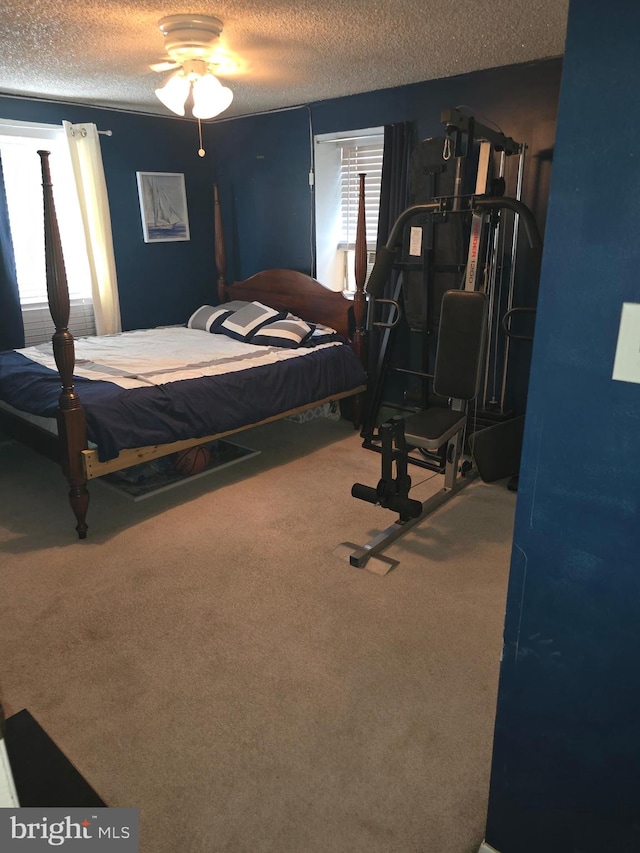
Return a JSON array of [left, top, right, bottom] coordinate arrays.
[[433, 290, 487, 400]]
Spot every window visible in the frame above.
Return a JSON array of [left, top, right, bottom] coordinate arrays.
[[0, 119, 95, 346], [314, 127, 383, 293]]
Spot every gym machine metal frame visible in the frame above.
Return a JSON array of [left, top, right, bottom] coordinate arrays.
[[349, 288, 488, 569], [348, 109, 541, 570]]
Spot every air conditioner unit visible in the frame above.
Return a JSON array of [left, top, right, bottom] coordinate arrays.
[[21, 299, 96, 347], [366, 250, 376, 282], [343, 248, 377, 292]]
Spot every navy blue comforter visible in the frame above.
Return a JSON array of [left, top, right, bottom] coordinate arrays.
[[0, 345, 366, 462]]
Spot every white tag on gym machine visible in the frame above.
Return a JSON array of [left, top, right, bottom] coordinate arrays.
[[612, 302, 640, 384], [409, 226, 422, 256]]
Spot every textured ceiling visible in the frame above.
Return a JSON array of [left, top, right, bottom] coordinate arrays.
[[0, 1, 569, 120]]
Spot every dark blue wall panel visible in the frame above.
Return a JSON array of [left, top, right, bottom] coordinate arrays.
[[209, 107, 315, 280], [484, 2, 640, 851]]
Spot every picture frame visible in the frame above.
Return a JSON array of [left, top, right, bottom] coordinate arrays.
[[136, 171, 190, 243]]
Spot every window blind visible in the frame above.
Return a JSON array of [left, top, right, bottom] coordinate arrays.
[[339, 141, 383, 249]]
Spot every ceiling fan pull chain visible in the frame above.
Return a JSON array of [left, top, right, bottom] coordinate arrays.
[[198, 118, 205, 157]]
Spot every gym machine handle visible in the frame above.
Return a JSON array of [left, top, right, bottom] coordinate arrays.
[[351, 483, 423, 520], [372, 298, 401, 330], [351, 483, 380, 504], [474, 196, 542, 250], [502, 306, 536, 341]]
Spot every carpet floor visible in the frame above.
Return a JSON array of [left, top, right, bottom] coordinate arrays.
[[0, 417, 516, 853]]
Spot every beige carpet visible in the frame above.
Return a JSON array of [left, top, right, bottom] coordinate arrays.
[[0, 417, 516, 853]]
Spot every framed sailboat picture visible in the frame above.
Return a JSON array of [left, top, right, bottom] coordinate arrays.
[[136, 171, 190, 243]]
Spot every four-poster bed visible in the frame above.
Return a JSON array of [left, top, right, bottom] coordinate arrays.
[[0, 153, 370, 539]]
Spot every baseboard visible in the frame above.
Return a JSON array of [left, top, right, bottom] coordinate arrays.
[[478, 842, 501, 853]]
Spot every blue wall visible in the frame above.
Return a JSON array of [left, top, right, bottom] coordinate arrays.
[[484, 2, 640, 851], [1, 58, 562, 407], [208, 107, 315, 279], [210, 59, 561, 285]]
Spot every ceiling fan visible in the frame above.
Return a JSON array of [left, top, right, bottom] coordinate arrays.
[[151, 14, 234, 121]]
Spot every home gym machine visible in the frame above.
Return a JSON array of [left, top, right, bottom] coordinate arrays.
[[348, 108, 542, 570]]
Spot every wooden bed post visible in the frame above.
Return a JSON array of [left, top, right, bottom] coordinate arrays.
[[353, 172, 368, 360], [349, 172, 369, 428], [213, 184, 227, 303], [38, 150, 90, 539]]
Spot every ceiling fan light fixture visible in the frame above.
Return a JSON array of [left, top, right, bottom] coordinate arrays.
[[155, 71, 190, 116], [153, 15, 234, 120], [192, 73, 234, 120]]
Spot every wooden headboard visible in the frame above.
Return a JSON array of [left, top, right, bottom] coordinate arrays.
[[213, 177, 368, 356], [225, 269, 354, 343]]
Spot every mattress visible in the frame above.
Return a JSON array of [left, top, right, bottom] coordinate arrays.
[[0, 326, 366, 462]]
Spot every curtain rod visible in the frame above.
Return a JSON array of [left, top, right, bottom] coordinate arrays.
[[68, 126, 112, 137], [0, 120, 112, 137]]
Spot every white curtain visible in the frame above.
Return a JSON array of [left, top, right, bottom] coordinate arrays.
[[63, 121, 121, 334]]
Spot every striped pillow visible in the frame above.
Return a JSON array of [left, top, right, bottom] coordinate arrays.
[[251, 318, 315, 348], [187, 305, 233, 332], [218, 301, 285, 341]]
